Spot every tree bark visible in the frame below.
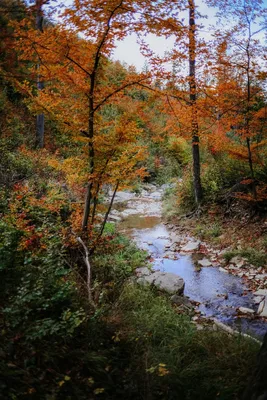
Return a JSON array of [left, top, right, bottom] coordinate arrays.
[[188, 0, 203, 205], [82, 99, 95, 231], [36, 0, 44, 148]]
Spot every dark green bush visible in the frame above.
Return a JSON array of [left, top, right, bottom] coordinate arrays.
[[116, 284, 259, 400]]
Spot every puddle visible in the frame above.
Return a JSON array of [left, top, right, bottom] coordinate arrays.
[[120, 215, 161, 231], [116, 191, 267, 339]]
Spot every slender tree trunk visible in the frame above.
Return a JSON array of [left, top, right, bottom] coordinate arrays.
[[36, 0, 44, 148], [246, 46, 257, 199], [90, 181, 119, 256], [99, 181, 119, 238], [188, 0, 202, 205], [82, 99, 95, 231], [91, 183, 99, 226]]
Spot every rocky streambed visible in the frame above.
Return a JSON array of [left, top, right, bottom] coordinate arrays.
[[108, 185, 267, 340]]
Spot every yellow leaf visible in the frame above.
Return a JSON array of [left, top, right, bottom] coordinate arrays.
[[87, 377, 94, 386], [94, 388, 105, 394]]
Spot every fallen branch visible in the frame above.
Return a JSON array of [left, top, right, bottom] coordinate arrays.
[[71, 231, 95, 307]]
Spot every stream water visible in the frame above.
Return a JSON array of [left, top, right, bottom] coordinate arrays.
[[113, 187, 267, 340]]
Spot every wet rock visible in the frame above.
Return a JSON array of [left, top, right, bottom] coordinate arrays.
[[238, 307, 255, 315], [258, 300, 265, 315], [137, 271, 185, 295], [254, 289, 267, 296], [171, 295, 193, 308], [163, 252, 178, 260], [213, 319, 235, 334], [113, 191, 135, 202], [149, 191, 162, 200], [219, 267, 228, 273], [135, 267, 151, 277], [108, 214, 122, 222], [181, 240, 200, 252], [198, 258, 212, 267], [260, 302, 267, 318], [170, 234, 182, 244], [254, 296, 265, 304]]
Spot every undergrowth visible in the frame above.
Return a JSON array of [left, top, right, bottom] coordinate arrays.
[[113, 284, 259, 400], [224, 248, 267, 268]]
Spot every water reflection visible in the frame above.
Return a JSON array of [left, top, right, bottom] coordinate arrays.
[[119, 203, 267, 339]]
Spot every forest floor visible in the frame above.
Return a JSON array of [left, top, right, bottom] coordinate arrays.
[[174, 207, 267, 257]]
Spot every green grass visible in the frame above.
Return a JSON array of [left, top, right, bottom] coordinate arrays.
[[114, 284, 259, 400], [224, 247, 267, 267]]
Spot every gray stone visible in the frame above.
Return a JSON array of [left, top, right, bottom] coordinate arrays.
[[219, 267, 228, 273], [196, 324, 204, 331], [170, 295, 193, 308], [255, 274, 267, 280], [170, 234, 182, 244], [254, 289, 267, 296], [257, 300, 265, 315], [228, 264, 238, 270], [113, 191, 135, 202], [259, 300, 267, 318], [238, 307, 255, 315], [198, 258, 212, 267], [137, 274, 156, 286], [135, 267, 151, 277], [213, 319, 235, 334], [164, 252, 178, 260], [254, 296, 265, 304], [137, 271, 185, 295], [181, 241, 200, 252], [230, 256, 245, 267], [153, 272, 185, 295]]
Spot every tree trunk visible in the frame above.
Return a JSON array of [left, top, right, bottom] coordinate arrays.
[[188, 0, 202, 206], [245, 46, 257, 200], [82, 99, 95, 231], [246, 137, 257, 200], [36, 0, 44, 148]]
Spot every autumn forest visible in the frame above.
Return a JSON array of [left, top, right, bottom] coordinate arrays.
[[1, 0, 267, 399]]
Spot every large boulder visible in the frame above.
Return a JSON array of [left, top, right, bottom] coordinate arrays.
[[137, 271, 185, 295]]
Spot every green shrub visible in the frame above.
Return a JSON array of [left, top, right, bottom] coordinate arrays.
[[116, 284, 259, 400], [92, 234, 148, 303], [176, 154, 254, 211]]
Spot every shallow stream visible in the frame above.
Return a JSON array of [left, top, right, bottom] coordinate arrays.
[[114, 188, 267, 339]]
